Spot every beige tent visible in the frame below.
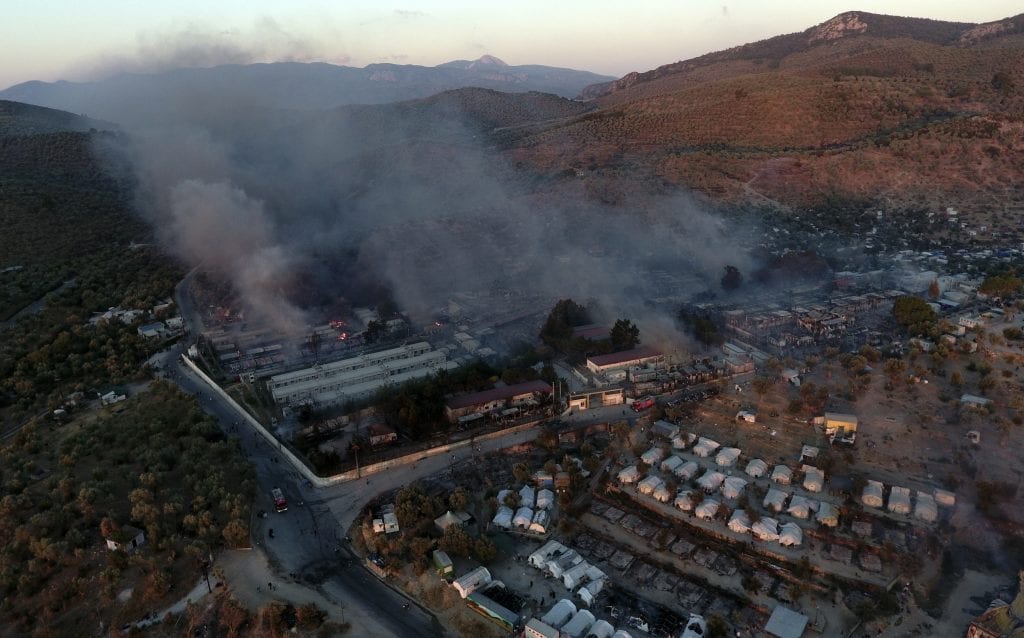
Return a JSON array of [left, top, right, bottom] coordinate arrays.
[[728, 509, 751, 533], [695, 498, 720, 520], [888, 486, 912, 514], [745, 458, 768, 478], [763, 487, 789, 512], [914, 491, 938, 522], [771, 465, 793, 485], [862, 480, 884, 508], [816, 501, 839, 527]]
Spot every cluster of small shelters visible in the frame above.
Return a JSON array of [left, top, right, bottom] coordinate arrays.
[[492, 483, 555, 534], [861, 480, 954, 522], [525, 600, 629, 638], [528, 541, 608, 607]]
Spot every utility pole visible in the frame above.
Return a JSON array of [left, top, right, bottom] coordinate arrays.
[[352, 443, 361, 478]]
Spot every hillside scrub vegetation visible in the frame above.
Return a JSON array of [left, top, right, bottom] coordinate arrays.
[[0, 382, 255, 636]]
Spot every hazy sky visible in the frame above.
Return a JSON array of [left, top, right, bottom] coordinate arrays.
[[3, 1, 1020, 89]]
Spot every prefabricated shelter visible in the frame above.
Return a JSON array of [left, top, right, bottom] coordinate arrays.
[[106, 525, 145, 553], [800, 445, 820, 463], [802, 465, 825, 493], [492, 506, 513, 529], [914, 491, 938, 522], [787, 495, 812, 519], [540, 599, 577, 629], [652, 420, 679, 440], [746, 458, 768, 478], [562, 562, 592, 590], [530, 509, 551, 534], [433, 550, 454, 578], [824, 412, 858, 436], [453, 566, 492, 598], [693, 437, 721, 458], [771, 465, 793, 485], [695, 498, 721, 520], [617, 465, 641, 484], [672, 433, 696, 450], [728, 509, 751, 534], [640, 447, 664, 466], [934, 489, 956, 508], [721, 476, 748, 500], [637, 475, 664, 496], [525, 618, 560, 638], [675, 490, 696, 511], [862, 480, 885, 508], [661, 455, 684, 474], [383, 512, 400, 534], [519, 485, 536, 508], [765, 605, 809, 638], [779, 522, 803, 547], [675, 460, 699, 480], [888, 486, 912, 514], [529, 540, 566, 569], [536, 489, 554, 510], [752, 517, 780, 541], [585, 619, 615, 638], [816, 501, 839, 527], [715, 447, 742, 467], [653, 484, 673, 503], [547, 550, 582, 579], [561, 610, 596, 638], [763, 488, 789, 513], [578, 578, 606, 608], [697, 469, 726, 492], [513, 507, 534, 528]]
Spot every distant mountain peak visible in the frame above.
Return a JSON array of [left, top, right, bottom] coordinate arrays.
[[471, 55, 507, 67]]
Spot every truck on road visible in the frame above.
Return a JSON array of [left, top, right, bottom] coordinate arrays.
[[272, 488, 288, 513]]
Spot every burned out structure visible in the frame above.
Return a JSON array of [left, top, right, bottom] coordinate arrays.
[[444, 380, 553, 424]]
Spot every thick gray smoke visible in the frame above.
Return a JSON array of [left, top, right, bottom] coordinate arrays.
[[100, 81, 763, 350]]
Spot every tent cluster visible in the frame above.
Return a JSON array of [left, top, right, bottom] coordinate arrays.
[[491, 483, 555, 533], [528, 541, 608, 610], [861, 479, 952, 521]]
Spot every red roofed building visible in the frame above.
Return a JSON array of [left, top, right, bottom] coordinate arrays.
[[445, 380, 552, 422], [586, 346, 664, 374]]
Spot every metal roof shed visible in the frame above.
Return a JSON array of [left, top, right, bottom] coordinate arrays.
[[765, 605, 809, 638]]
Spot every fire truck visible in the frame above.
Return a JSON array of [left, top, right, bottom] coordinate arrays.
[[271, 488, 288, 513]]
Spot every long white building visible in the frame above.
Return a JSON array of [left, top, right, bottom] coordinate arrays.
[[269, 342, 445, 407]]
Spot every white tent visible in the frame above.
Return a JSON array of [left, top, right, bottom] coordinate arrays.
[[728, 509, 751, 533], [915, 491, 938, 522], [563, 561, 591, 590], [637, 475, 664, 495], [672, 432, 696, 450], [745, 458, 768, 478], [519, 485, 536, 508], [695, 498, 720, 520], [586, 619, 615, 638], [661, 455, 684, 473], [692, 437, 720, 458], [675, 490, 695, 511], [787, 494, 812, 519], [578, 579, 606, 607], [612, 631, 635, 638], [779, 522, 803, 547], [862, 480, 884, 508], [537, 488, 554, 510], [771, 465, 793, 485], [541, 599, 577, 629], [562, 610, 596, 638], [888, 486, 912, 514], [763, 487, 789, 512], [653, 484, 673, 503], [513, 506, 534, 528], [934, 489, 956, 507], [530, 509, 551, 534], [721, 476, 748, 500], [584, 565, 606, 582], [802, 464, 825, 493], [492, 506, 514, 529], [697, 469, 726, 492], [640, 447, 664, 465], [752, 517, 779, 541], [529, 540, 565, 569], [453, 566, 491, 598], [617, 466, 640, 484], [816, 501, 839, 527], [675, 460, 699, 480], [715, 447, 742, 467], [497, 489, 512, 505], [547, 550, 582, 578]]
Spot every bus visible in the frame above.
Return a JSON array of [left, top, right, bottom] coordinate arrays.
[[271, 488, 288, 513]]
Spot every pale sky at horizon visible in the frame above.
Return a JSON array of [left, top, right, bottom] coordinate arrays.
[[2, 1, 1021, 90]]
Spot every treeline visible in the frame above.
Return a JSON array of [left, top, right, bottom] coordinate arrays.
[[0, 382, 255, 635]]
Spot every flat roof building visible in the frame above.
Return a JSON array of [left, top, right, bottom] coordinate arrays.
[[445, 380, 552, 422], [586, 347, 664, 374]]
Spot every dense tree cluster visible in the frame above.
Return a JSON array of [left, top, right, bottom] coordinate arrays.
[[892, 295, 937, 336]]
